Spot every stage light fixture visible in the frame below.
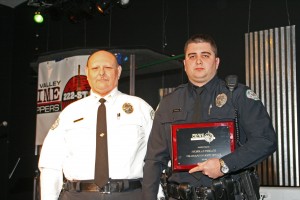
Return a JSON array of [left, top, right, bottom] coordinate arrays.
[[34, 11, 44, 23], [95, 0, 112, 15], [64, 0, 95, 23], [119, 0, 130, 7], [28, 0, 132, 21]]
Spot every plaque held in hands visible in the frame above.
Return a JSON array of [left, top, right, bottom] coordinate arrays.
[[171, 121, 235, 171]]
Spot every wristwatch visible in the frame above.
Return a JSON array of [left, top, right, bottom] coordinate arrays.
[[219, 159, 229, 174]]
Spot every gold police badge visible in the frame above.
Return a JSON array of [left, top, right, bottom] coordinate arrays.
[[215, 93, 227, 107], [122, 103, 134, 114]]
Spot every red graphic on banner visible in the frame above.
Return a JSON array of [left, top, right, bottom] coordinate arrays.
[[62, 75, 90, 110]]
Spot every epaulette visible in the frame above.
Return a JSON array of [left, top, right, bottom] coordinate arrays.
[[162, 83, 187, 98], [174, 84, 185, 90]]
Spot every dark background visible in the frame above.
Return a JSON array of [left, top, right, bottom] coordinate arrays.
[[1, 0, 300, 199]]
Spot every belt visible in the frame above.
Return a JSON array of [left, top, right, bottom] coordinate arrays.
[[167, 183, 214, 200], [63, 179, 142, 193]]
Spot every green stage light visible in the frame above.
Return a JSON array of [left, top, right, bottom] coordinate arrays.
[[34, 11, 44, 23]]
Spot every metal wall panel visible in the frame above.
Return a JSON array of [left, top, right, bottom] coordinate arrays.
[[245, 25, 298, 186]]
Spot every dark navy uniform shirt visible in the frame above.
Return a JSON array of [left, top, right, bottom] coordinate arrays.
[[143, 75, 277, 200]]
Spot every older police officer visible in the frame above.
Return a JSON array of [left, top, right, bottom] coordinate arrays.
[[39, 50, 154, 200]]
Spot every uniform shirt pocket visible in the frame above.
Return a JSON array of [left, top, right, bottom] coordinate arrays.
[[159, 110, 188, 124], [111, 115, 144, 145], [64, 119, 95, 157], [208, 104, 235, 122]]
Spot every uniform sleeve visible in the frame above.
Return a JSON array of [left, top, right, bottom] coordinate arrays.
[[222, 88, 277, 172], [141, 102, 154, 142], [39, 168, 63, 200], [143, 102, 170, 200], [39, 125, 67, 170], [38, 115, 68, 200]]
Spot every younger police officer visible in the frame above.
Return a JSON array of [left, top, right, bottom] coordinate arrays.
[[142, 34, 277, 200], [39, 50, 154, 200]]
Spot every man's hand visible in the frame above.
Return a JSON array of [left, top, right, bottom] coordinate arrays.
[[188, 158, 223, 179]]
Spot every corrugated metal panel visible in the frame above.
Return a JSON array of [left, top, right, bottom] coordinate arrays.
[[245, 25, 298, 186]]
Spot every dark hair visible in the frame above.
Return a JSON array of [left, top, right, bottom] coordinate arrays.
[[184, 34, 218, 56]]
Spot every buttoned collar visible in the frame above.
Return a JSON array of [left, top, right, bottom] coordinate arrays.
[[90, 87, 119, 104], [188, 75, 219, 96]]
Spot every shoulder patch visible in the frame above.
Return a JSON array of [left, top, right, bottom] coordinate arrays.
[[50, 118, 60, 130], [150, 110, 155, 120], [246, 89, 260, 100]]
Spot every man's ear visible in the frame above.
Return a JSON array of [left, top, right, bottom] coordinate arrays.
[[215, 57, 220, 70], [118, 65, 122, 79]]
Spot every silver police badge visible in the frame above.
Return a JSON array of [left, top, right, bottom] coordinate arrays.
[[215, 93, 227, 107], [122, 103, 134, 114], [50, 118, 60, 130]]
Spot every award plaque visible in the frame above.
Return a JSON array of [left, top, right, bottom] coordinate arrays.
[[171, 121, 235, 171]]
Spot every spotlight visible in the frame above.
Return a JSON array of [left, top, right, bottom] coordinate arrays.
[[95, 0, 112, 15], [118, 0, 130, 7], [34, 11, 44, 23]]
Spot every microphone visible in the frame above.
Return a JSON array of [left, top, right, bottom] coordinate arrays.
[[0, 121, 8, 127], [225, 75, 238, 92]]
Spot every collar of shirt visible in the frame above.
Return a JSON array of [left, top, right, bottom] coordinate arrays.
[[188, 75, 219, 97], [89, 88, 119, 104]]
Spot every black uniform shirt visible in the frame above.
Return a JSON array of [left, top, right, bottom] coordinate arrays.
[[143, 76, 277, 200]]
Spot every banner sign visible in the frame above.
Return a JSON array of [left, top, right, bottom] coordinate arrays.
[[36, 55, 90, 145]]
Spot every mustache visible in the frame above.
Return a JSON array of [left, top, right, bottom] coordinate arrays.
[[97, 75, 108, 81]]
